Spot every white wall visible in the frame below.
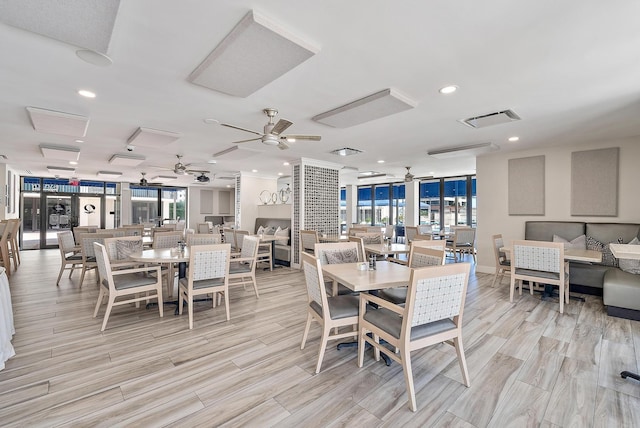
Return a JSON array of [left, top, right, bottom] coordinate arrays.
[[239, 175, 277, 232], [187, 186, 235, 229], [476, 136, 640, 273], [257, 203, 291, 219], [0, 163, 20, 220]]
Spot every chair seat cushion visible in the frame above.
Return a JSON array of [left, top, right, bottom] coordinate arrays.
[[378, 287, 408, 304], [364, 307, 456, 340], [514, 268, 567, 281], [65, 254, 83, 261], [310, 294, 359, 320], [179, 277, 225, 290], [111, 273, 158, 290], [229, 263, 251, 274]]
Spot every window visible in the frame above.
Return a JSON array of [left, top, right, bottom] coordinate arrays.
[[356, 186, 372, 224], [392, 184, 405, 226], [419, 180, 440, 232], [374, 184, 389, 225], [444, 177, 467, 228]]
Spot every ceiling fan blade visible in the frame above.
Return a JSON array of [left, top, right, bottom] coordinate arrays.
[[220, 123, 263, 136], [232, 137, 261, 144], [186, 169, 210, 174], [271, 119, 293, 135], [283, 134, 321, 141], [277, 141, 289, 150]]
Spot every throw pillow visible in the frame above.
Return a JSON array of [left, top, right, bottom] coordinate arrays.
[[265, 226, 276, 235], [552, 234, 587, 250], [274, 227, 289, 238], [361, 235, 382, 244], [257, 226, 266, 235], [586, 236, 623, 267], [115, 239, 143, 260], [619, 237, 640, 275], [324, 248, 359, 264]]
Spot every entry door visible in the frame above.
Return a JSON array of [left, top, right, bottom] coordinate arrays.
[[44, 194, 73, 247]]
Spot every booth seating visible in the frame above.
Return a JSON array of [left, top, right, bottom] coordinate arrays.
[[254, 218, 291, 266]]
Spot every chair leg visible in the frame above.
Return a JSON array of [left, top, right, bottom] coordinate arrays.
[[93, 287, 106, 317], [315, 325, 330, 374], [454, 336, 470, 387], [301, 313, 313, 349], [56, 264, 65, 286], [79, 267, 87, 287], [157, 290, 163, 318], [400, 346, 417, 412], [223, 290, 230, 321], [188, 294, 194, 329], [251, 275, 259, 298], [509, 275, 515, 302], [357, 326, 367, 368], [101, 296, 116, 331]]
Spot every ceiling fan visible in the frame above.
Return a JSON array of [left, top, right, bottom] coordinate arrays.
[[138, 172, 163, 186], [156, 155, 209, 175], [403, 166, 433, 182], [221, 108, 321, 150]]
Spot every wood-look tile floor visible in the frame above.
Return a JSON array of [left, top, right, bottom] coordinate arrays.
[[2, 249, 640, 427]]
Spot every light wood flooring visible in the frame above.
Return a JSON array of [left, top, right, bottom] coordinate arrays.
[[2, 250, 640, 427]]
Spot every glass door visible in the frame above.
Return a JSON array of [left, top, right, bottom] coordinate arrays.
[[45, 194, 73, 247]]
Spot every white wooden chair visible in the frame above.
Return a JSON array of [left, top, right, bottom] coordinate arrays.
[[228, 235, 260, 298], [358, 262, 471, 411], [178, 244, 231, 329], [445, 227, 476, 262], [300, 230, 319, 255], [93, 242, 163, 331], [491, 234, 511, 287], [56, 231, 83, 285], [300, 252, 359, 374], [79, 233, 114, 286], [187, 233, 222, 246]]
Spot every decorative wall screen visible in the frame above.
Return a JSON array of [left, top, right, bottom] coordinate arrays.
[[571, 147, 618, 216]]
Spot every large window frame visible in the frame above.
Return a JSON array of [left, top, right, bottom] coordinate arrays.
[[356, 183, 405, 226]]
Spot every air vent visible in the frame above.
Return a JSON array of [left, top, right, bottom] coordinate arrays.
[[330, 147, 362, 157], [460, 109, 520, 129]]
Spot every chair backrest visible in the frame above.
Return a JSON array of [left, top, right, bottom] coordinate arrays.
[[104, 236, 143, 261], [152, 227, 175, 237], [314, 242, 362, 265], [80, 233, 114, 259], [93, 242, 114, 290], [300, 252, 330, 318], [454, 228, 476, 245], [222, 227, 235, 246], [348, 227, 368, 236], [235, 230, 250, 251], [240, 235, 260, 259], [175, 220, 186, 231], [512, 240, 564, 274], [404, 262, 471, 333], [417, 224, 433, 235], [300, 230, 319, 253], [153, 231, 184, 249], [404, 226, 418, 242], [492, 234, 508, 267], [187, 244, 231, 286], [5, 219, 19, 239], [384, 225, 395, 240], [408, 246, 446, 268], [187, 233, 222, 246], [73, 226, 97, 244], [347, 236, 366, 262], [109, 229, 127, 237], [57, 231, 76, 253], [196, 223, 210, 234], [121, 226, 144, 237], [354, 232, 384, 244], [411, 239, 446, 251]]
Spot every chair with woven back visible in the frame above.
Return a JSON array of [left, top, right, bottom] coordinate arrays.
[[354, 232, 384, 245], [510, 240, 569, 313], [358, 262, 471, 412], [300, 252, 359, 374], [491, 234, 511, 287], [347, 236, 366, 263], [103, 236, 144, 270], [445, 227, 477, 262], [300, 230, 319, 255], [404, 226, 418, 244], [178, 243, 232, 329], [222, 227, 236, 250], [121, 226, 144, 237], [228, 235, 260, 298], [79, 233, 115, 286], [92, 242, 163, 331], [314, 241, 364, 296], [6, 219, 21, 269], [378, 245, 447, 305], [187, 233, 222, 246], [152, 231, 184, 296], [56, 231, 83, 285], [196, 223, 211, 234], [72, 226, 97, 245]]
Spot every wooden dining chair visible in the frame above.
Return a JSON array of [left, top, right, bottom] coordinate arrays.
[[6, 219, 21, 269], [0, 223, 12, 277], [103, 236, 144, 270], [358, 262, 471, 411], [300, 252, 359, 374], [93, 243, 163, 331], [300, 230, 319, 256], [228, 235, 260, 298], [510, 240, 568, 313], [152, 231, 183, 249], [445, 227, 476, 262], [79, 233, 114, 286], [196, 223, 211, 234], [347, 236, 366, 262], [315, 242, 363, 296], [404, 226, 418, 243], [178, 243, 232, 329], [187, 233, 222, 246], [354, 232, 384, 245], [56, 231, 83, 286], [378, 246, 447, 305], [491, 234, 511, 287]]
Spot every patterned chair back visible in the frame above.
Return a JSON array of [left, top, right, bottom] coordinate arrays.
[[301, 252, 329, 314], [57, 231, 76, 252], [492, 234, 509, 267], [104, 236, 143, 261], [409, 246, 446, 268], [81, 233, 114, 258], [512, 240, 562, 274], [315, 242, 362, 265], [354, 232, 384, 244], [153, 231, 183, 249], [405, 262, 470, 328], [404, 226, 418, 242], [240, 235, 260, 259], [189, 244, 231, 282], [235, 230, 250, 251], [197, 223, 210, 234], [454, 228, 476, 246], [187, 233, 222, 246], [300, 230, 319, 253]]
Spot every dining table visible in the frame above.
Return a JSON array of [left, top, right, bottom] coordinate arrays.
[[500, 246, 602, 263], [364, 243, 410, 258], [321, 260, 411, 293], [255, 234, 289, 269], [129, 247, 190, 298]]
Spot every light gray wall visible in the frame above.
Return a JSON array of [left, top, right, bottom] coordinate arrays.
[[476, 136, 640, 274]]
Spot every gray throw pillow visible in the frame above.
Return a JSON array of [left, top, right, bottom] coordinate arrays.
[[619, 237, 640, 275], [324, 248, 359, 264], [552, 234, 586, 250], [586, 236, 623, 267], [116, 239, 143, 260]]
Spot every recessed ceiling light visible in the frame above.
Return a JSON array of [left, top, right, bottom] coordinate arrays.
[[78, 89, 96, 98], [439, 85, 458, 94], [75, 139, 84, 143], [207, 159, 217, 164], [226, 185, 231, 188], [286, 138, 296, 143], [377, 160, 385, 164], [283, 162, 290, 166], [508, 136, 520, 142], [429, 171, 435, 175], [69, 161, 78, 165], [251, 169, 258, 173], [203, 118, 219, 125], [278, 172, 283, 176]]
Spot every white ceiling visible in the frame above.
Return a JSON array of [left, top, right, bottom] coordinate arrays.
[[1, 1, 640, 188]]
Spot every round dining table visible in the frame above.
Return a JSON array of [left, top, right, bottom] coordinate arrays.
[[129, 248, 190, 298]]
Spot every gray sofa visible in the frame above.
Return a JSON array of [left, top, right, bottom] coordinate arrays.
[[254, 218, 291, 266], [525, 221, 640, 319]]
